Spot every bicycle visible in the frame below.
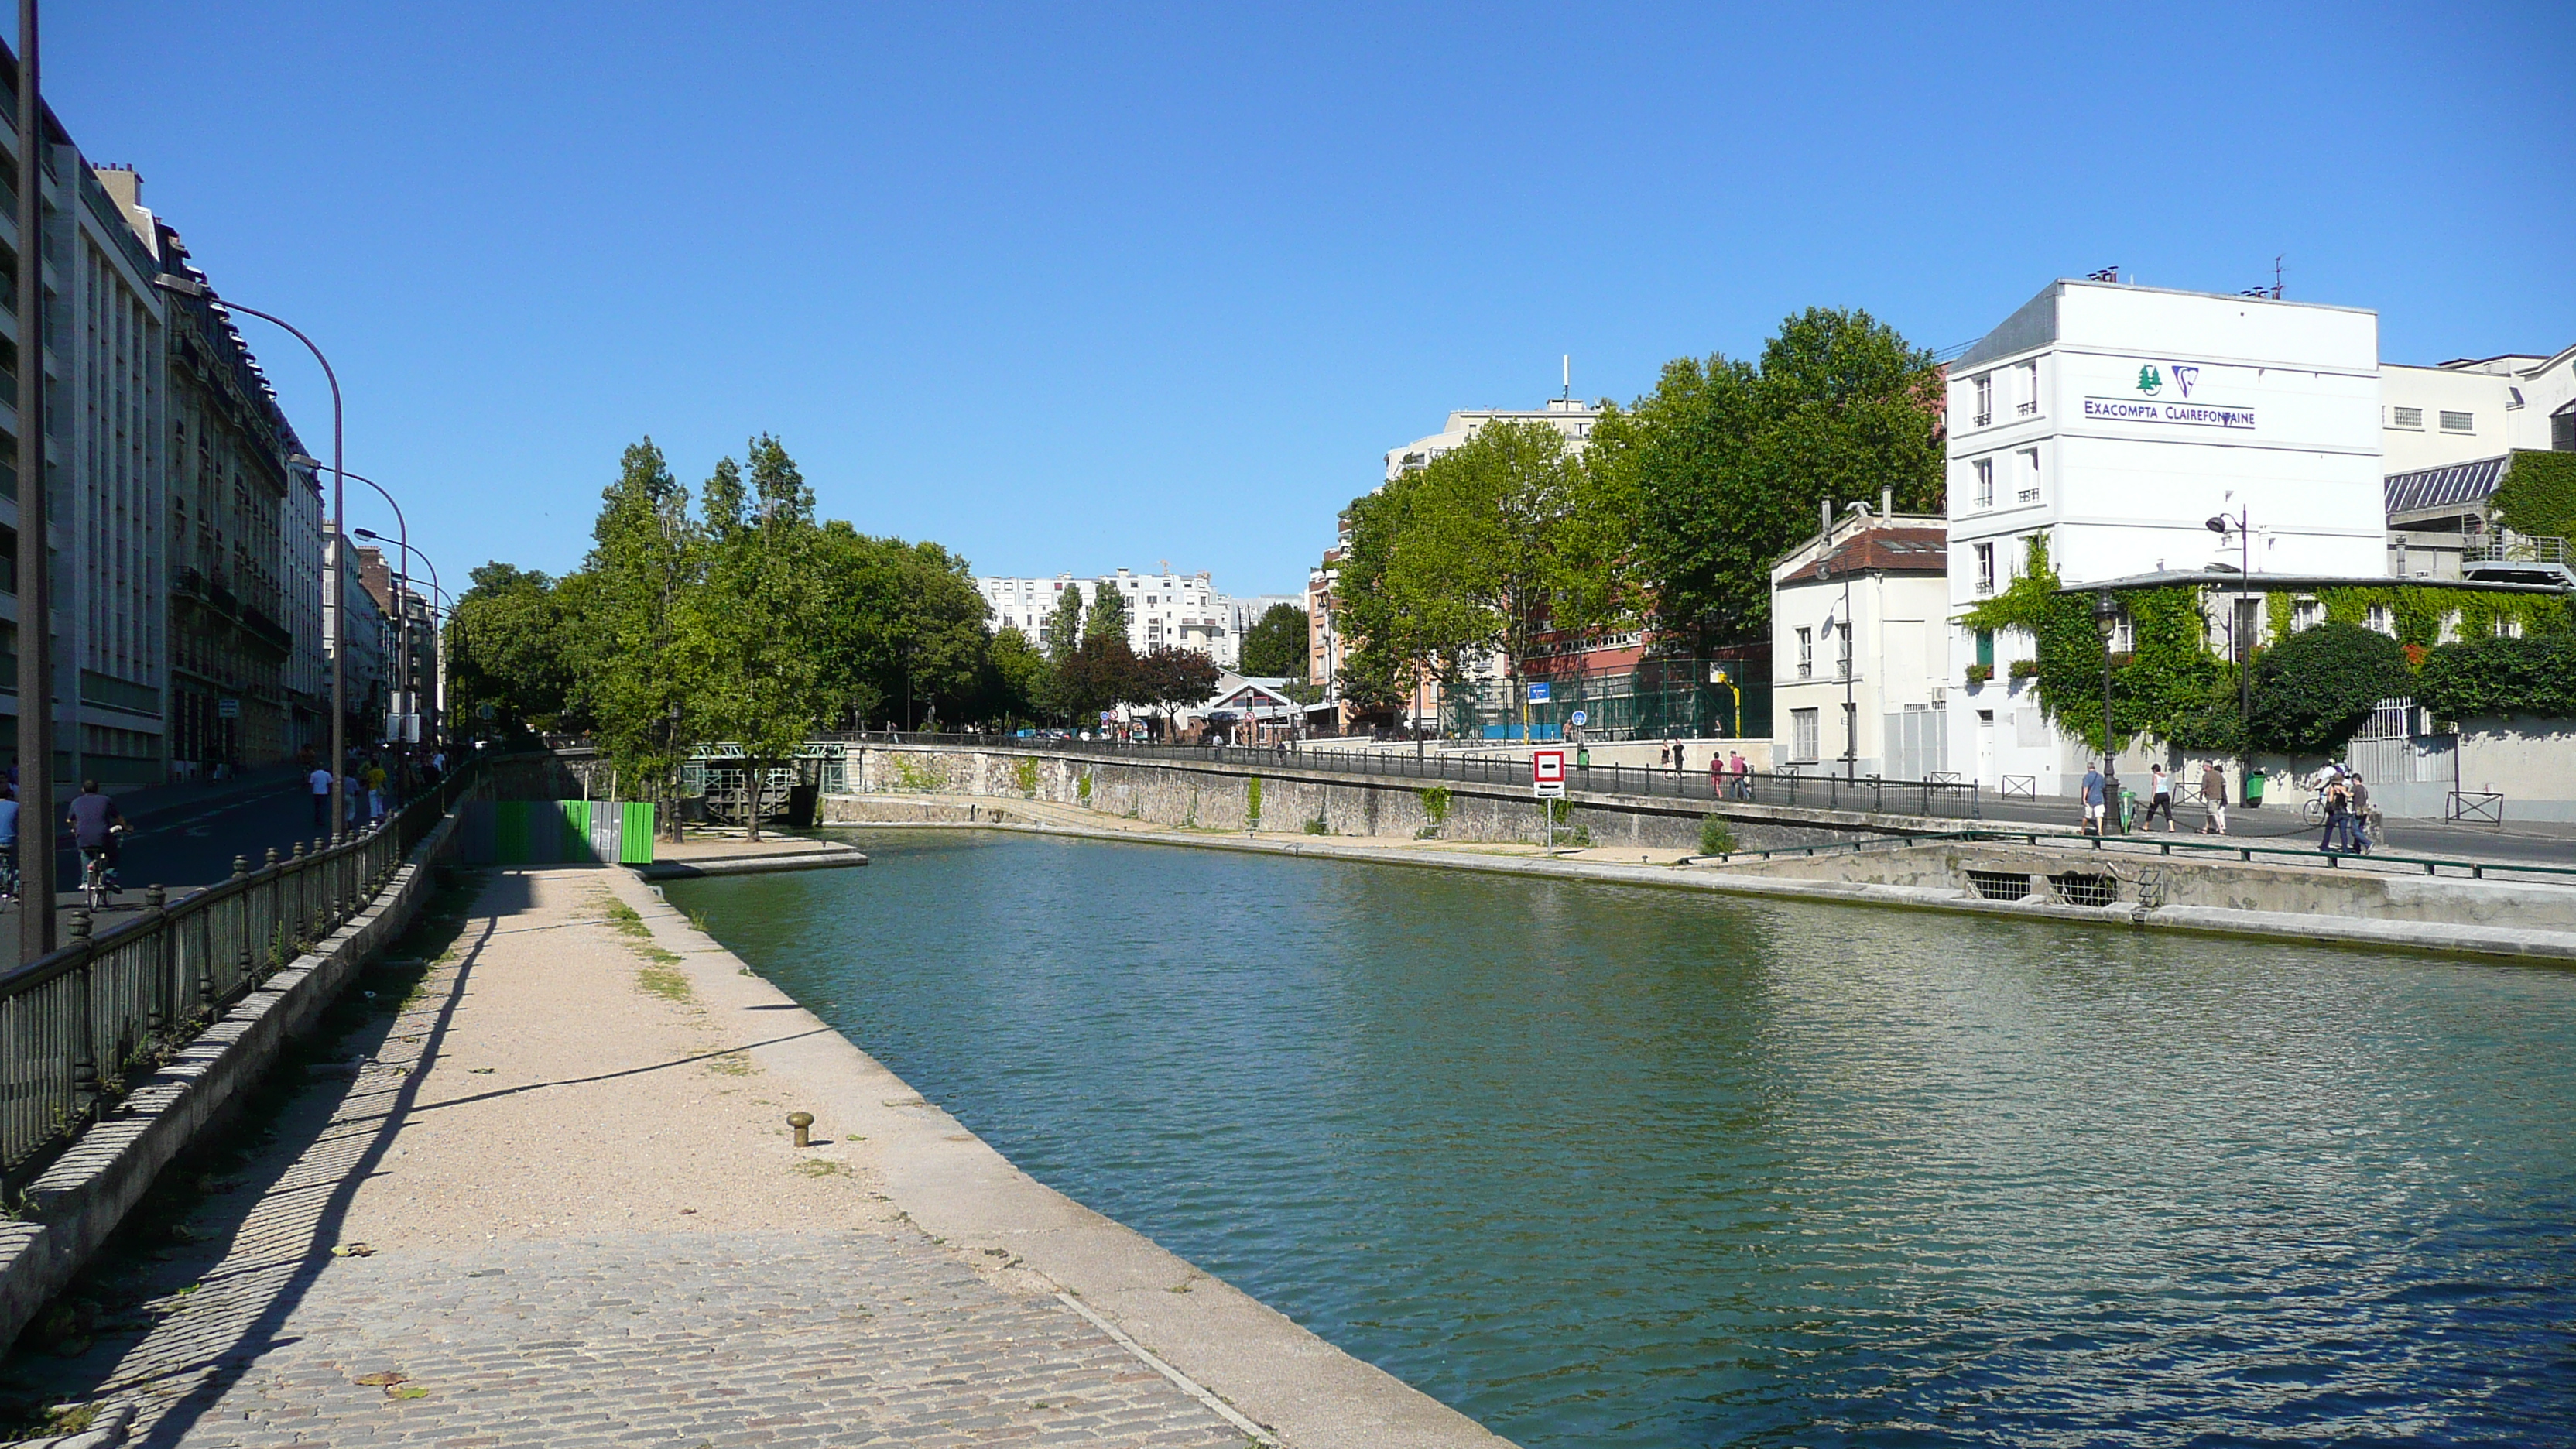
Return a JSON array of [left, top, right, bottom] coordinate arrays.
[[80, 824, 130, 910]]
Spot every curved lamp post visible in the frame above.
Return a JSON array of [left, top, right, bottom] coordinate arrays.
[[2093, 589, 2122, 829], [152, 273, 348, 838], [352, 526, 445, 747], [2206, 510, 2253, 759]]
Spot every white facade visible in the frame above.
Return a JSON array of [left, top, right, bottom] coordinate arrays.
[[2379, 348, 2576, 474], [976, 569, 1286, 669], [1771, 516, 1951, 779], [1384, 396, 1600, 481], [1945, 279, 2387, 796], [283, 464, 328, 752]]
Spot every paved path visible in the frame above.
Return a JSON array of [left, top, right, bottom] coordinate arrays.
[[5, 864, 1248, 1447]]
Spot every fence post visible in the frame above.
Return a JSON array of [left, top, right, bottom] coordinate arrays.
[[67, 909, 98, 1118], [144, 885, 170, 1035]]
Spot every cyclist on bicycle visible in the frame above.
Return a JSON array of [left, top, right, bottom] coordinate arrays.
[[66, 779, 126, 901]]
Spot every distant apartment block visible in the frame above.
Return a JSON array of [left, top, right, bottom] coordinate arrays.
[[975, 568, 1293, 670]]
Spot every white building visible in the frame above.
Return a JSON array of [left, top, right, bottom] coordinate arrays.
[[1944, 279, 2387, 796], [975, 569, 1288, 669], [2380, 348, 2576, 476], [1771, 506, 1951, 779], [1384, 396, 1600, 481]]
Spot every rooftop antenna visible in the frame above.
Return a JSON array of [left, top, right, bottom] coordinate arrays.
[[1561, 354, 1571, 402], [2273, 254, 2284, 300], [2085, 265, 2119, 283]]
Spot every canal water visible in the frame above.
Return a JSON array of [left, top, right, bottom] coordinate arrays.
[[666, 831, 2576, 1447]]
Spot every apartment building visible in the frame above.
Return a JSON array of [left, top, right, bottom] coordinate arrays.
[[1383, 396, 1600, 481], [976, 568, 1281, 669], [2380, 348, 2576, 475], [1772, 507, 1950, 779]]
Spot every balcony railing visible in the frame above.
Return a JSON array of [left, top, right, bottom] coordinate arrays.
[[2016, 400, 2040, 416]]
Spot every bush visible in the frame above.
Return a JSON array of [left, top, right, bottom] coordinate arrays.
[[2247, 622, 2412, 755], [1245, 776, 1262, 826], [1304, 817, 1331, 835], [1698, 815, 1737, 855], [1417, 785, 1452, 829], [1964, 663, 1993, 685], [2417, 632, 2576, 724], [2008, 658, 2041, 679]]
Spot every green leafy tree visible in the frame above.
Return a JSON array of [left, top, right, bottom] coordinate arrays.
[[2248, 622, 2413, 756], [1134, 644, 1221, 738], [1055, 636, 1142, 728], [563, 439, 701, 833], [676, 436, 842, 838], [1601, 308, 1945, 649], [1331, 489, 1428, 717], [1043, 582, 1086, 660], [809, 527, 990, 729], [981, 625, 1055, 728], [1084, 581, 1132, 646], [448, 563, 571, 737], [1238, 602, 1310, 679]]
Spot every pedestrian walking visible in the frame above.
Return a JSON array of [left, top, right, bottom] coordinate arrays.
[[2144, 765, 2176, 831], [2348, 772, 2375, 854], [1673, 743, 1687, 777], [1658, 743, 1671, 769], [308, 762, 334, 828], [1708, 750, 1725, 797], [1729, 750, 1751, 800], [2200, 759, 2228, 835], [2081, 759, 2108, 834]]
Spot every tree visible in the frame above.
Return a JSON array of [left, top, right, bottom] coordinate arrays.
[[448, 563, 571, 737], [1238, 602, 1309, 679], [1054, 636, 1142, 728], [1601, 308, 1945, 649], [562, 438, 701, 834], [981, 626, 1055, 728], [677, 435, 838, 839], [1084, 581, 1131, 646], [1134, 645, 1221, 738], [2248, 622, 2412, 756], [1043, 582, 1085, 660], [808, 527, 990, 729]]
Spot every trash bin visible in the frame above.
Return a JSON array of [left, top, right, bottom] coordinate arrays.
[[2243, 769, 2266, 810]]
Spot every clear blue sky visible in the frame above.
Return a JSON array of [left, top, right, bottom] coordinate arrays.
[[49, 2, 2576, 600]]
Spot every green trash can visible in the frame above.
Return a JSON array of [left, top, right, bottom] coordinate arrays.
[[2243, 768, 2266, 810]]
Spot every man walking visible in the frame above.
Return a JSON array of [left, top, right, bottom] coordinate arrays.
[[2200, 759, 2228, 835], [309, 759, 334, 828], [2081, 759, 2107, 834], [2347, 772, 2375, 854], [2319, 770, 2353, 854]]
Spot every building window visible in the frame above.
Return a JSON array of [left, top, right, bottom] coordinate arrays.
[[1973, 457, 1993, 509], [2554, 403, 2576, 452], [2390, 406, 2424, 429], [1972, 374, 1992, 428], [2016, 361, 2040, 416], [2016, 449, 2041, 504], [2440, 409, 2475, 433], [1974, 542, 1995, 594], [1796, 627, 1814, 679], [2365, 604, 2393, 635], [1975, 629, 1995, 668], [1836, 621, 1852, 679], [1791, 708, 1820, 762], [2293, 598, 2322, 632], [2496, 615, 2523, 639]]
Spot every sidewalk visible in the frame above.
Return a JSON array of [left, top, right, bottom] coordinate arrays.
[[0, 862, 1259, 1447]]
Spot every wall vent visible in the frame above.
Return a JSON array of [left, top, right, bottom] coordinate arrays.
[[1965, 869, 2031, 902], [2050, 872, 2120, 907]]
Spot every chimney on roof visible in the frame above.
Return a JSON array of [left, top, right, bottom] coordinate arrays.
[[1821, 498, 1832, 540], [1881, 485, 1893, 519]]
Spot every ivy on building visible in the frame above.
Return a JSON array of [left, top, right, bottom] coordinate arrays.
[[2492, 450, 2576, 543], [1960, 535, 2232, 752]]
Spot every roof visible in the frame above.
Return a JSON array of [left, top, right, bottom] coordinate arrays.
[[1778, 526, 1948, 585], [2384, 455, 2508, 517]]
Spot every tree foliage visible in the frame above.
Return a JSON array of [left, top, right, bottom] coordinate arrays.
[[2247, 622, 2412, 756], [1083, 581, 1131, 646], [1043, 582, 1086, 660], [1134, 645, 1221, 736], [2492, 450, 2576, 543], [2417, 631, 2576, 723], [447, 563, 571, 736], [1597, 308, 1945, 649], [1238, 602, 1309, 679], [563, 439, 701, 812]]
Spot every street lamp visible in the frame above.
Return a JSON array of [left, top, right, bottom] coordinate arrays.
[[153, 272, 349, 838], [2093, 589, 2122, 831], [351, 524, 445, 747], [17, 0, 59, 957], [2206, 510, 2253, 759]]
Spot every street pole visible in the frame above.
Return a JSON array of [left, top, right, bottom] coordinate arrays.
[[2095, 590, 2121, 831], [343, 474, 409, 746], [15, 0, 54, 958], [154, 276, 346, 837]]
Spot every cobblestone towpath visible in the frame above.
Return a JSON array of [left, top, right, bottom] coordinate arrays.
[[2, 861, 1257, 1447]]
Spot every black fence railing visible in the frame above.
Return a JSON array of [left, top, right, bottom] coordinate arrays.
[[831, 732, 1983, 821], [0, 759, 481, 1187]]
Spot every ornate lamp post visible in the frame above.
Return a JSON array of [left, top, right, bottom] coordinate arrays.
[[2093, 589, 2122, 830]]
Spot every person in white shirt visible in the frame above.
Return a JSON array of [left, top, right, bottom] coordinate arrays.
[[309, 765, 334, 829]]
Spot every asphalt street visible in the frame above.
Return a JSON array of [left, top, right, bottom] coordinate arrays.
[[0, 779, 339, 970]]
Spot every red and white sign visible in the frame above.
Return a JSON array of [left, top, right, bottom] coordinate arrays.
[[1532, 748, 1567, 797]]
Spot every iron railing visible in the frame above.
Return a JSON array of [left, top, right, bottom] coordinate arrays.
[[0, 759, 482, 1187], [830, 732, 1985, 821]]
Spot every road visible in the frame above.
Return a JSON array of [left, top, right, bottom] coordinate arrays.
[[0, 780, 337, 969]]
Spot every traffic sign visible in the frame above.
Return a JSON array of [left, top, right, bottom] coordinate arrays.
[[1527, 681, 1550, 704], [217, 697, 240, 719], [1532, 747, 1567, 798], [1567, 709, 1588, 728]]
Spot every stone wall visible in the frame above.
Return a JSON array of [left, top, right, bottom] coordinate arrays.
[[825, 745, 1947, 852]]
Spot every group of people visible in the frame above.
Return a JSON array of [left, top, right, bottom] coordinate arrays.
[[304, 748, 448, 832], [2314, 763, 2376, 855], [1707, 748, 1756, 800], [2080, 758, 2237, 836]]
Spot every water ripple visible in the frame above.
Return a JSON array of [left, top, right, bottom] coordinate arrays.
[[671, 831, 2576, 1448]]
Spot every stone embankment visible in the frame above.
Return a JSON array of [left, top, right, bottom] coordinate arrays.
[[834, 742, 1970, 851], [829, 789, 2576, 964], [0, 839, 1508, 1449]]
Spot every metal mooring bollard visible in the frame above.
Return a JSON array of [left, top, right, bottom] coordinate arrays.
[[789, 1112, 814, 1148]]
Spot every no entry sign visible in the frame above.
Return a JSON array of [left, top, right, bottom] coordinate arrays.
[[1532, 748, 1567, 797]]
